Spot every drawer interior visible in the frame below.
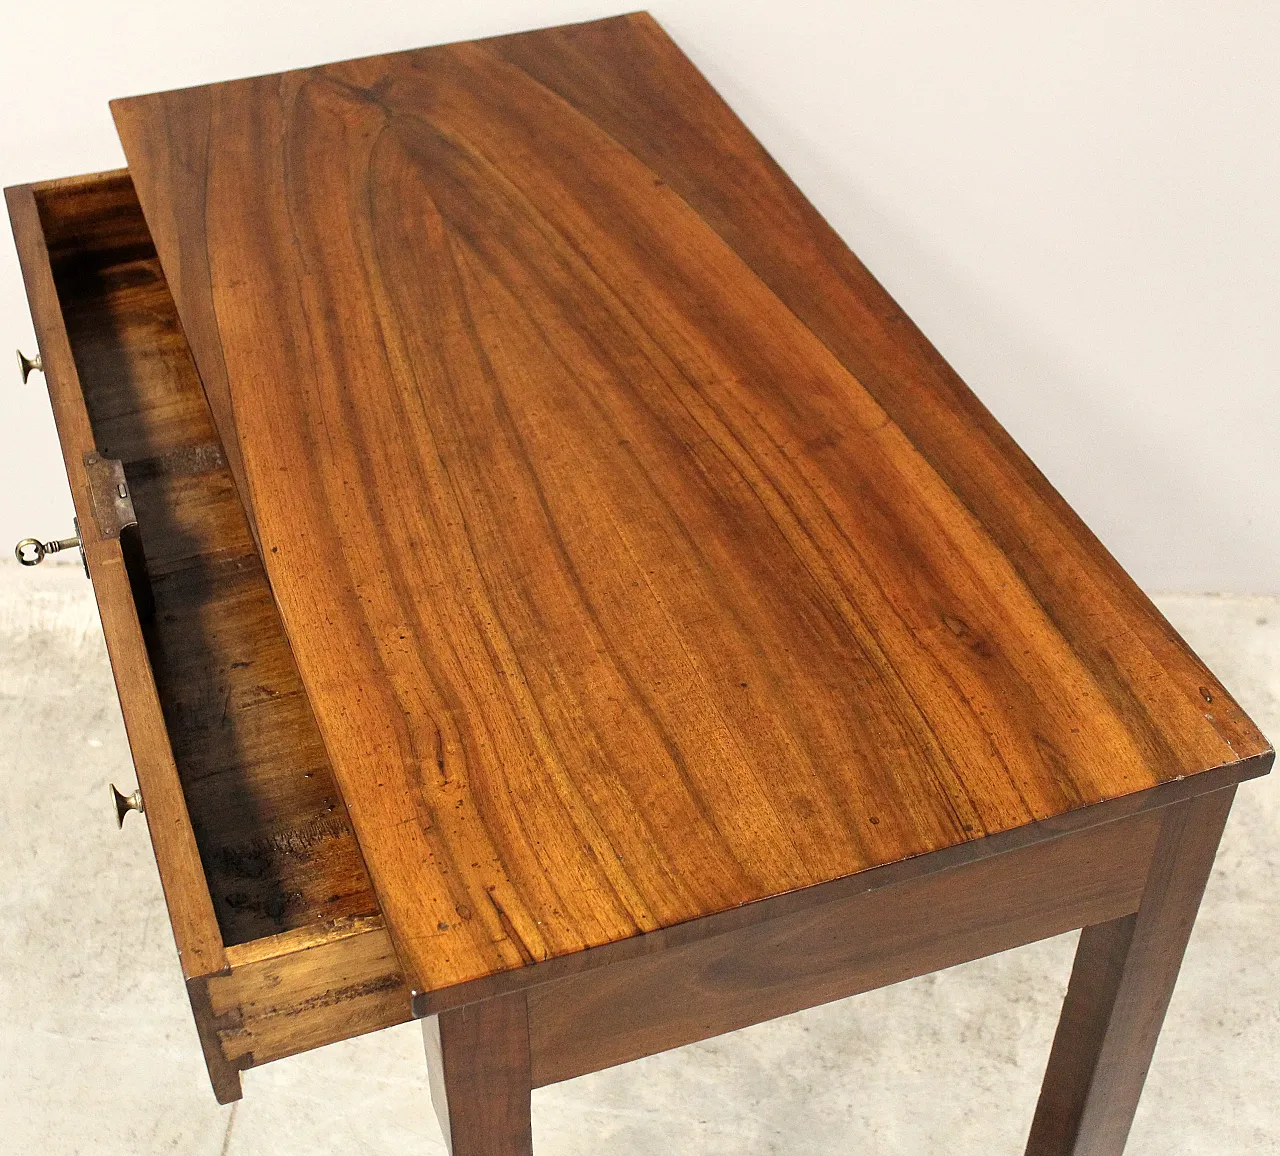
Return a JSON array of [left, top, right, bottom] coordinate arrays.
[[34, 175, 381, 947]]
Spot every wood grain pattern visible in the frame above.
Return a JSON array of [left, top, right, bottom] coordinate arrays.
[[10, 172, 415, 1103], [209, 914, 410, 1071], [424, 991, 534, 1156], [1026, 788, 1236, 1156], [189, 913, 411, 1106], [485, 15, 1269, 766], [186, 974, 245, 1104], [40, 173, 380, 946], [528, 807, 1161, 1087], [5, 176, 226, 980], [411, 756, 1264, 1016], [111, 14, 1272, 1002]]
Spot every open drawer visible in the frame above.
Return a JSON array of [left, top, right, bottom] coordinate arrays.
[[7, 170, 412, 1103]]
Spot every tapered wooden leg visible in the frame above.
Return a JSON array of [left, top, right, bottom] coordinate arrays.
[[424, 990, 534, 1156], [1026, 787, 1235, 1156]]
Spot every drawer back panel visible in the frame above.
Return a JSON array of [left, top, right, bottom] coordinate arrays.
[[36, 175, 381, 947]]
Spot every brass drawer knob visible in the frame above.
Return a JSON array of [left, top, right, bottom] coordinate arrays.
[[16, 349, 43, 383], [15, 518, 88, 576], [111, 783, 144, 827]]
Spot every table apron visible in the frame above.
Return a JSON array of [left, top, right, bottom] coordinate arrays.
[[527, 808, 1161, 1087]]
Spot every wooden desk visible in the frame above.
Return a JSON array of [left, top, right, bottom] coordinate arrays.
[[7, 14, 1271, 1155]]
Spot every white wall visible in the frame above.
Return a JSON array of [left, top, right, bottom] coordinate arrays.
[[2, 0, 1276, 591]]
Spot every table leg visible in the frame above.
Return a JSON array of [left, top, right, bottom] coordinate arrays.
[[424, 989, 534, 1156], [1025, 787, 1235, 1156]]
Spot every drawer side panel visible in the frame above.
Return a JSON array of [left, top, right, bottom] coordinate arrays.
[[25, 171, 384, 948], [6, 178, 228, 982]]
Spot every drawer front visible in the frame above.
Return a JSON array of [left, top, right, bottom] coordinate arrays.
[[6, 171, 411, 1103]]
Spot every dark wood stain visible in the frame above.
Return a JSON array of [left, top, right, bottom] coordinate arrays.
[[528, 807, 1162, 1087]]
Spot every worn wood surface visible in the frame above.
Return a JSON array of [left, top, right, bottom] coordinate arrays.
[[528, 808, 1161, 1087], [186, 974, 246, 1104], [1026, 788, 1236, 1156], [425, 991, 534, 1156], [6, 176, 226, 981], [9, 171, 417, 1102], [209, 914, 410, 1072], [112, 13, 1271, 1002], [36, 172, 381, 946]]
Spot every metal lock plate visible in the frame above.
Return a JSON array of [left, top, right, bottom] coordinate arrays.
[[83, 452, 138, 540]]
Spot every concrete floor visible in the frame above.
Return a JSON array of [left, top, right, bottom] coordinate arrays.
[[0, 560, 1275, 1155]]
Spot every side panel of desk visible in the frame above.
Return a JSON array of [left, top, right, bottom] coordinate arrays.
[[527, 808, 1162, 1086]]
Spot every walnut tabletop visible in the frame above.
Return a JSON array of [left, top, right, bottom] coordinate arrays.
[[109, 11, 1270, 1018]]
